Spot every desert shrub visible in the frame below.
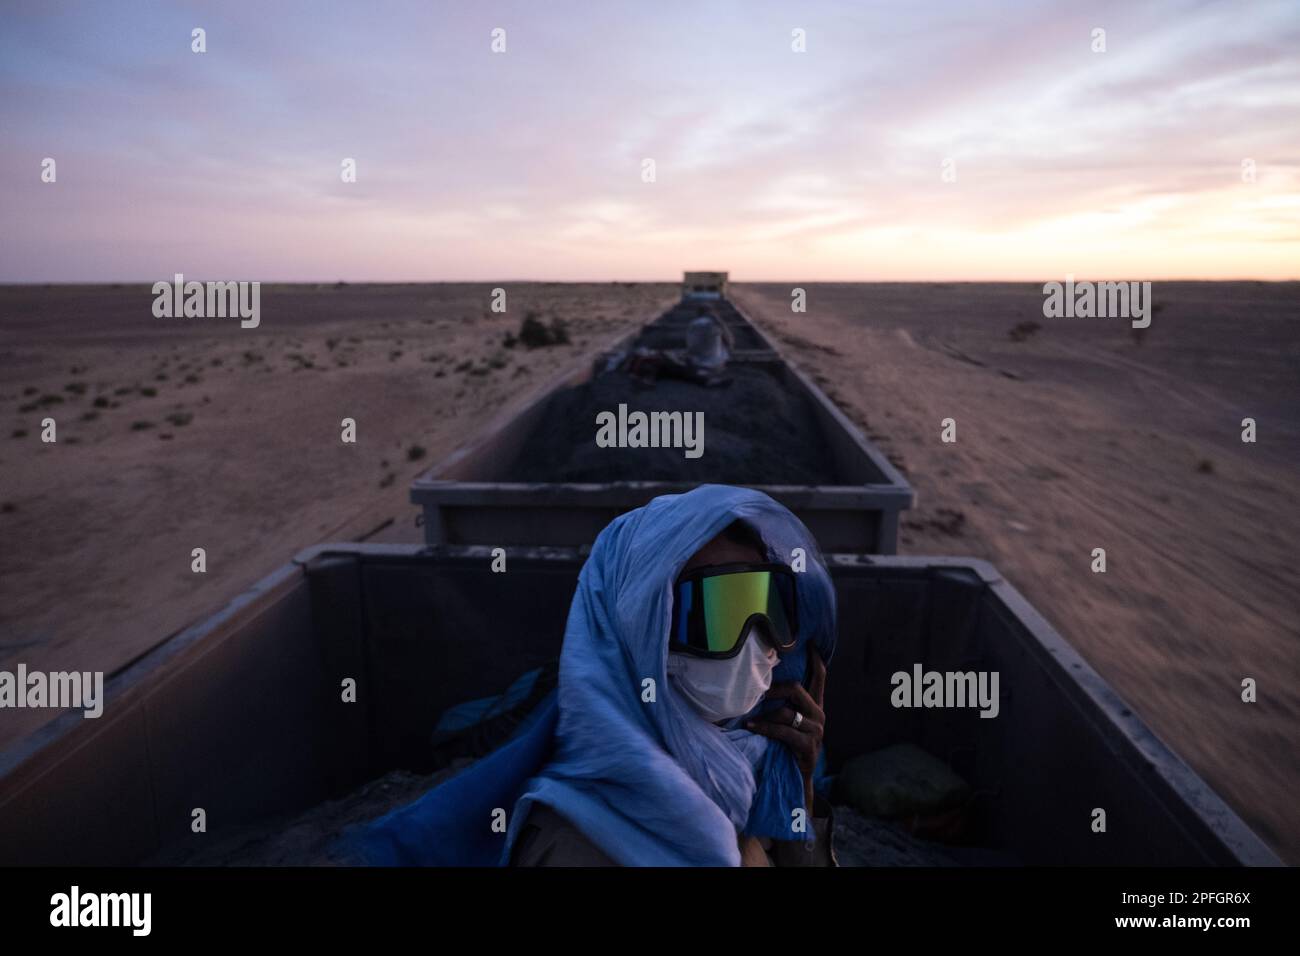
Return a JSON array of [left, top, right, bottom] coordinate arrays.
[[517, 314, 569, 348], [1008, 321, 1041, 342]]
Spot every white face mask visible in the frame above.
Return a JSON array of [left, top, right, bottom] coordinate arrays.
[[667, 625, 778, 724]]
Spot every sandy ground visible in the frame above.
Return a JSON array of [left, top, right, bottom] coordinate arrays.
[[0, 282, 676, 749], [732, 282, 1299, 862]]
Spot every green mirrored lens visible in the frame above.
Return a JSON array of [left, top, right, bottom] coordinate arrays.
[[765, 573, 795, 647], [700, 570, 776, 652]]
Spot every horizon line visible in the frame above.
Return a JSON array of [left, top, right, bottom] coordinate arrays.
[[2, 276, 1298, 287]]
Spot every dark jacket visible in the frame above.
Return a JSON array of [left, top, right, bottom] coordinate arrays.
[[511, 797, 838, 866]]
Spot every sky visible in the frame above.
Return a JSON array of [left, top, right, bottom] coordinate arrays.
[[1, 0, 1297, 281]]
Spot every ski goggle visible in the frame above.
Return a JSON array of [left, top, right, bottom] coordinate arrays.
[[669, 563, 799, 659]]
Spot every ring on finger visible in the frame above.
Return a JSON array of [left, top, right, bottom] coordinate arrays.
[[791, 711, 804, 730]]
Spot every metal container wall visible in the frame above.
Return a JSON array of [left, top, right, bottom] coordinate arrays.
[[410, 300, 913, 553], [0, 544, 1278, 866]]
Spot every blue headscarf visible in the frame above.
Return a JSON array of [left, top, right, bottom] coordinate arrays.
[[342, 484, 836, 866]]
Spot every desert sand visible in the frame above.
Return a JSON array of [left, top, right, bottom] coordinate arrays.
[[1, 280, 1296, 862], [733, 281, 1299, 862], [0, 282, 676, 749]]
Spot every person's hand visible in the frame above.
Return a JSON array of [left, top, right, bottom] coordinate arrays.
[[746, 643, 827, 811]]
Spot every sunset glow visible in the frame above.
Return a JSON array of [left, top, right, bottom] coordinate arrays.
[[2, 0, 1297, 281]]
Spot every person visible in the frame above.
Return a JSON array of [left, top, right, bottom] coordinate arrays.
[[620, 308, 735, 387], [510, 514, 836, 866], [683, 310, 733, 374], [341, 484, 837, 867]]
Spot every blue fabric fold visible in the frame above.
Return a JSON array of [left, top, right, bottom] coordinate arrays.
[[340, 483, 837, 866], [337, 693, 558, 866]]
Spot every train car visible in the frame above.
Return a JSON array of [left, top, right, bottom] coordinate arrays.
[[0, 543, 1277, 866], [410, 298, 913, 554], [682, 271, 728, 301]]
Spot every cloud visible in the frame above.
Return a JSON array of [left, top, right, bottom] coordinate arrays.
[[1, 0, 1296, 280]]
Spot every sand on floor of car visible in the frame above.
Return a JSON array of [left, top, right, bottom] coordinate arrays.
[[145, 762, 474, 866], [149, 764, 967, 867]]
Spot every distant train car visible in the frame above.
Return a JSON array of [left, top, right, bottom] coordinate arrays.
[[682, 271, 728, 301]]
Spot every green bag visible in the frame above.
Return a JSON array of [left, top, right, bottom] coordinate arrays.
[[833, 743, 971, 819]]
